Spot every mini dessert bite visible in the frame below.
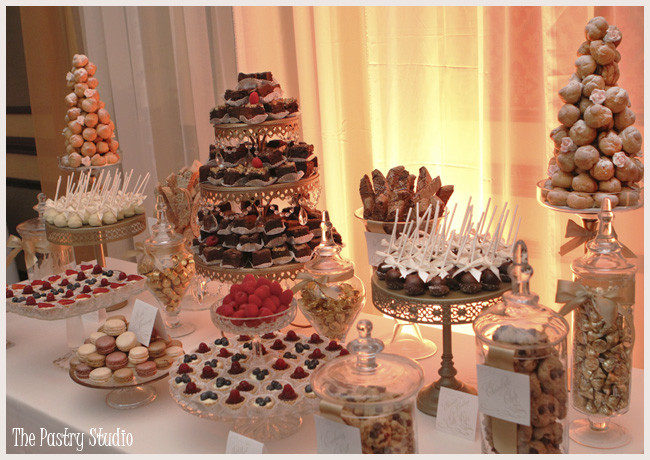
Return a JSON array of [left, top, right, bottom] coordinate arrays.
[[177, 363, 194, 375], [214, 376, 233, 391], [272, 358, 290, 371], [199, 365, 218, 381], [235, 380, 256, 392], [86, 352, 106, 368], [250, 367, 270, 382], [95, 335, 116, 355], [105, 351, 128, 371], [199, 391, 219, 406], [278, 384, 299, 404], [135, 361, 157, 378], [184, 381, 201, 396], [75, 364, 93, 379], [252, 395, 275, 410], [89, 367, 112, 385], [224, 389, 246, 410], [173, 374, 192, 388], [113, 368, 134, 384], [128, 346, 149, 365]]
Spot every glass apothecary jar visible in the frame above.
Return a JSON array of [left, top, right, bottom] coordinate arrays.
[[137, 195, 196, 337], [474, 241, 569, 454], [563, 198, 636, 448], [13, 193, 75, 280], [311, 319, 424, 453], [296, 210, 365, 342]]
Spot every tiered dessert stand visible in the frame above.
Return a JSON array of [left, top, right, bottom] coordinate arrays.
[[371, 274, 508, 416]]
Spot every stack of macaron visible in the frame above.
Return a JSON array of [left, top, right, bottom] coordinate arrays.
[[72, 315, 184, 385]]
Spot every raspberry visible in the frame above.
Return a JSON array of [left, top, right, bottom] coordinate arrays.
[[225, 389, 244, 404], [197, 342, 210, 353], [92, 264, 103, 274], [308, 333, 323, 344], [223, 294, 234, 304], [6, 290, 13, 298], [65, 290, 74, 298], [254, 285, 270, 300], [184, 382, 200, 395], [82, 285, 91, 294], [249, 91, 259, 105], [234, 291, 248, 305], [204, 235, 219, 247], [269, 295, 281, 308], [46, 293, 55, 302], [218, 304, 235, 317], [273, 358, 289, 370], [290, 366, 308, 379], [177, 363, 192, 374], [41, 281, 52, 290], [218, 348, 233, 358], [118, 272, 127, 280], [243, 274, 257, 284], [60, 279, 69, 286], [200, 366, 216, 379], [339, 349, 350, 356], [258, 307, 274, 318], [245, 319, 262, 328], [76, 272, 87, 281], [270, 339, 285, 350], [236, 380, 254, 392], [279, 289, 294, 305], [244, 303, 259, 318], [279, 384, 298, 401], [256, 277, 271, 287], [262, 298, 277, 313], [230, 284, 242, 296], [25, 296, 36, 306], [251, 157, 263, 168], [242, 281, 257, 295], [22, 285, 34, 295], [231, 309, 246, 326], [100, 278, 109, 287], [325, 340, 341, 351], [308, 348, 325, 360], [284, 330, 299, 342], [269, 281, 283, 297], [248, 294, 262, 307]]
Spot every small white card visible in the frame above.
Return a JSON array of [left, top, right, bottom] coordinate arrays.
[[225, 431, 265, 454], [314, 414, 362, 454], [128, 299, 169, 346], [364, 232, 388, 267], [476, 364, 531, 426], [435, 387, 479, 441]]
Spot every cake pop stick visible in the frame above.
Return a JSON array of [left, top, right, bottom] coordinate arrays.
[[506, 204, 519, 247]]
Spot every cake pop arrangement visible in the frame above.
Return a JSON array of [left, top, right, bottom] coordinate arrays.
[[542, 17, 643, 210], [44, 169, 149, 228], [60, 54, 121, 169], [210, 72, 299, 125], [374, 198, 520, 297]]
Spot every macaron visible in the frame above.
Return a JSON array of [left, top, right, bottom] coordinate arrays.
[[135, 361, 157, 378], [148, 341, 167, 358], [113, 367, 134, 384], [154, 357, 172, 370], [95, 335, 116, 355], [128, 346, 149, 365], [105, 351, 128, 371], [77, 343, 97, 363], [89, 367, 112, 384], [115, 331, 138, 352], [167, 339, 183, 348], [103, 319, 127, 336], [165, 346, 184, 359], [106, 315, 128, 325], [86, 352, 106, 368], [89, 331, 107, 344], [75, 363, 93, 379]]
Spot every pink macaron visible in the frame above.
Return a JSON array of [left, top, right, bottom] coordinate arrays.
[[95, 335, 116, 355], [105, 351, 128, 371], [135, 361, 157, 378]]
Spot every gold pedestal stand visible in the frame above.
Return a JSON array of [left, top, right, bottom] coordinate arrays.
[[371, 275, 508, 417], [212, 115, 301, 151]]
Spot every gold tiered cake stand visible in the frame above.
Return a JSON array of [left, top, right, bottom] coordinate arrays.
[[371, 274, 509, 416], [212, 115, 301, 150]]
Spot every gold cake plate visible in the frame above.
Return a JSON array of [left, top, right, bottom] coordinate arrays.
[[212, 114, 301, 150], [372, 274, 509, 417], [45, 213, 147, 247], [195, 257, 305, 284]]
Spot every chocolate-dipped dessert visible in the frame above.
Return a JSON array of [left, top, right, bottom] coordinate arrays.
[[458, 272, 482, 294], [385, 268, 405, 290], [404, 273, 426, 296], [376, 262, 391, 280], [427, 276, 450, 297], [480, 269, 501, 291]]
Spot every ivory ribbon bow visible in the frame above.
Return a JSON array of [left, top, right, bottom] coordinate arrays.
[[555, 279, 634, 328], [122, 242, 165, 272], [292, 272, 340, 299], [559, 219, 635, 257], [6, 235, 50, 269]]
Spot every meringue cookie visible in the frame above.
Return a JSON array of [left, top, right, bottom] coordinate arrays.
[[54, 212, 68, 228], [67, 214, 83, 228]]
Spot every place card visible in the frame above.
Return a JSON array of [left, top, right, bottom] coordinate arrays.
[[225, 431, 265, 454], [128, 299, 169, 346], [364, 231, 388, 267], [476, 364, 531, 425], [435, 387, 479, 441], [314, 414, 362, 454]]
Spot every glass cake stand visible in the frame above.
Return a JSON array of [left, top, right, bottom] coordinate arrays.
[[69, 364, 168, 409], [371, 274, 509, 417]]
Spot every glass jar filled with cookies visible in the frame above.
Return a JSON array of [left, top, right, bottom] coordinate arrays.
[[138, 194, 195, 337], [559, 197, 636, 448], [474, 241, 569, 454], [311, 319, 424, 453]]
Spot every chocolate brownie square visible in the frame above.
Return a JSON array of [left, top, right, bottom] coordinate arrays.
[[274, 162, 297, 179], [259, 149, 284, 166], [262, 232, 288, 248], [239, 104, 265, 119], [284, 98, 299, 113], [264, 99, 286, 114], [291, 244, 312, 261], [210, 105, 228, 120], [286, 142, 314, 160], [224, 89, 249, 102], [256, 83, 280, 97], [295, 160, 316, 178], [202, 213, 218, 232], [266, 139, 287, 151], [203, 246, 224, 263], [246, 166, 270, 183], [251, 248, 273, 268], [223, 165, 245, 185], [263, 215, 285, 235], [222, 233, 240, 248], [238, 71, 273, 81], [222, 249, 244, 268], [237, 233, 262, 252]]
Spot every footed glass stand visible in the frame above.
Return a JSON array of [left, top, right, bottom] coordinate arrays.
[[570, 417, 631, 449], [381, 320, 437, 360], [163, 308, 196, 338]]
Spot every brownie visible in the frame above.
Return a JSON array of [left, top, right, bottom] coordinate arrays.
[[304, 207, 322, 220], [210, 105, 228, 120], [239, 104, 265, 120], [274, 161, 298, 178], [224, 89, 249, 102], [199, 229, 215, 241], [263, 232, 288, 248], [295, 159, 316, 178], [307, 239, 321, 251], [263, 215, 285, 234], [222, 233, 240, 248], [256, 83, 280, 97], [266, 139, 287, 151], [217, 202, 232, 213], [259, 149, 284, 166], [246, 166, 270, 182], [216, 219, 231, 235], [222, 249, 244, 268], [287, 225, 311, 239], [203, 247, 224, 263], [222, 146, 248, 165], [251, 248, 273, 268], [238, 71, 273, 81], [223, 165, 245, 185], [306, 219, 321, 231], [238, 233, 262, 252], [286, 142, 314, 160], [271, 245, 292, 264], [199, 164, 212, 183], [291, 244, 312, 260], [202, 212, 218, 232], [264, 99, 286, 114], [284, 98, 299, 113], [332, 229, 343, 245]]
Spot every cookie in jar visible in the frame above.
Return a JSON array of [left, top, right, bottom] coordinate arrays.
[[474, 241, 569, 454]]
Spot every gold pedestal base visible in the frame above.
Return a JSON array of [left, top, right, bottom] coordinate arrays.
[[417, 378, 477, 417]]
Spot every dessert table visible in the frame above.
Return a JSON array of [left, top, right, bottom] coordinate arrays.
[[5, 258, 643, 454]]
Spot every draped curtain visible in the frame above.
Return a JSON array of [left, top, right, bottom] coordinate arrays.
[[80, 5, 643, 365]]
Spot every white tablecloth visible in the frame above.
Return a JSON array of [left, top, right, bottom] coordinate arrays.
[[5, 258, 644, 454]]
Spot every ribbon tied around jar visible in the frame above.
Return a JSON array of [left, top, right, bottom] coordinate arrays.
[[6, 235, 50, 269]]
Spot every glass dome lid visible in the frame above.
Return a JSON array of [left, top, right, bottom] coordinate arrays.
[[304, 210, 354, 281], [311, 320, 424, 407], [144, 194, 185, 248]]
